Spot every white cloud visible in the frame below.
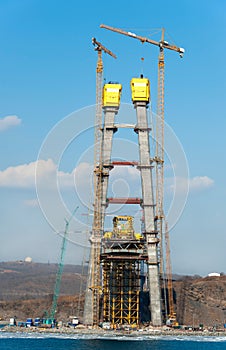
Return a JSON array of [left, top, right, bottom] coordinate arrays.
[[167, 175, 214, 195], [0, 161, 38, 188], [0, 158, 214, 202], [0, 115, 21, 131], [110, 166, 140, 180], [36, 159, 74, 189], [0, 159, 92, 190], [0, 159, 61, 188], [189, 176, 214, 190]]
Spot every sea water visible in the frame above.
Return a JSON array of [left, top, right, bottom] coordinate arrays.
[[0, 333, 226, 350]]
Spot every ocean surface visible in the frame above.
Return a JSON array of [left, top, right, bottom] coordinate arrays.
[[0, 333, 226, 350]]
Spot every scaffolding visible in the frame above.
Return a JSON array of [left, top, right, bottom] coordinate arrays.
[[101, 216, 147, 326], [102, 261, 140, 325]]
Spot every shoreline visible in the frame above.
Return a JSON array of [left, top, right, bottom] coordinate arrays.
[[1, 325, 226, 338]]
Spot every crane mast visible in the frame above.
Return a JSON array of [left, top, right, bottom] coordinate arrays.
[[87, 39, 116, 326], [100, 24, 184, 324], [155, 29, 165, 275], [92, 38, 116, 169]]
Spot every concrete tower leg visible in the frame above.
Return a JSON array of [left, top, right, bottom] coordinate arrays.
[[83, 106, 118, 325], [83, 243, 95, 324], [101, 106, 118, 217], [134, 101, 162, 326]]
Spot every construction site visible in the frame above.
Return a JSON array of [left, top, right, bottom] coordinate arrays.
[[1, 24, 226, 335], [0, 23, 190, 334], [81, 24, 185, 329]]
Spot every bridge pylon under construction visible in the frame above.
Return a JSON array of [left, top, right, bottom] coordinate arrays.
[[83, 76, 162, 327]]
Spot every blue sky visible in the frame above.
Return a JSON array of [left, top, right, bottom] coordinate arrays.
[[0, 0, 225, 276]]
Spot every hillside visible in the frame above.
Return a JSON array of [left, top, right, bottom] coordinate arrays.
[[0, 261, 87, 321], [0, 261, 225, 327], [173, 275, 226, 327], [0, 261, 86, 301]]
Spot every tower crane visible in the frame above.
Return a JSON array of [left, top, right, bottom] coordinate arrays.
[[92, 37, 116, 169], [50, 206, 79, 321], [100, 24, 184, 323], [91, 38, 117, 229], [85, 39, 116, 326]]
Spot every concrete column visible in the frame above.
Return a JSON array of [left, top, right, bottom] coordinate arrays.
[[83, 106, 118, 325], [134, 101, 162, 326]]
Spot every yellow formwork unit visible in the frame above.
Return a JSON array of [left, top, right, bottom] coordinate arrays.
[[102, 83, 122, 107], [130, 77, 150, 102]]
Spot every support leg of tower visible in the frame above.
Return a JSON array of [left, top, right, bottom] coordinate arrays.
[[83, 106, 119, 326], [134, 101, 162, 326]]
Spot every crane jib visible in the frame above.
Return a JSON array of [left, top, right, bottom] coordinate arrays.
[[100, 24, 185, 56]]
